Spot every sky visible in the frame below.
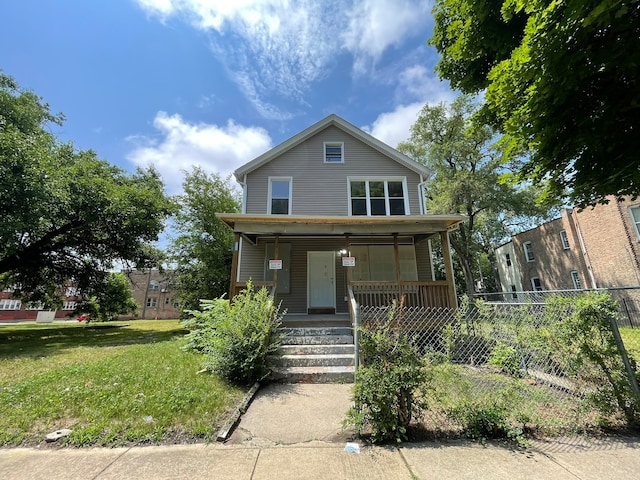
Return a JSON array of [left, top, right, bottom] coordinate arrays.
[[1, 0, 456, 194]]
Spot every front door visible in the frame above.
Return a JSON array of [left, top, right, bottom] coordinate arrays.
[[307, 251, 336, 313]]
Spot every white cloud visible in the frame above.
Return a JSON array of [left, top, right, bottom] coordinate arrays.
[[126, 112, 272, 193], [136, 0, 432, 118], [362, 102, 423, 148]]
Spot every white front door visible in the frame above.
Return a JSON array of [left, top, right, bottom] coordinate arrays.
[[307, 251, 336, 310]]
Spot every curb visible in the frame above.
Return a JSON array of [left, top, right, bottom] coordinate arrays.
[[216, 382, 260, 442]]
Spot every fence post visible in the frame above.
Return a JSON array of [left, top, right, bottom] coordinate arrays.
[[608, 315, 640, 407]]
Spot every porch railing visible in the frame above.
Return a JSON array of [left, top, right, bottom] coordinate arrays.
[[350, 281, 453, 309], [231, 281, 275, 300], [347, 285, 360, 374]]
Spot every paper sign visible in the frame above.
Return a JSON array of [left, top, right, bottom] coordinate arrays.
[[342, 256, 356, 267], [269, 259, 283, 270]]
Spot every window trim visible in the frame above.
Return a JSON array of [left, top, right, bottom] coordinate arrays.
[[505, 253, 512, 267], [347, 176, 410, 216], [530, 277, 542, 291], [323, 141, 344, 163], [523, 241, 535, 262], [560, 230, 570, 249], [267, 176, 293, 215], [0, 299, 22, 310], [571, 271, 582, 290], [629, 205, 640, 240], [146, 297, 157, 308]]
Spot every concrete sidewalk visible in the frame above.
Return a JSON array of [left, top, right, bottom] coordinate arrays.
[[2, 383, 640, 479]]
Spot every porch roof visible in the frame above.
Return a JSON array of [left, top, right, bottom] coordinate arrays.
[[217, 213, 466, 242]]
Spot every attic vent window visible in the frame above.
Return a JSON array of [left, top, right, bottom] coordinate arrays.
[[324, 142, 344, 163]]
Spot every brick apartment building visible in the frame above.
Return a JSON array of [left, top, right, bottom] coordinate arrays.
[[496, 196, 640, 294], [0, 286, 81, 322]]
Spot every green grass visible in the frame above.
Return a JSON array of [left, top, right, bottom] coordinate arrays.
[[620, 327, 640, 360], [0, 321, 245, 447]]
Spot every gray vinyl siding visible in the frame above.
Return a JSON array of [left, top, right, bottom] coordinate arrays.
[[238, 236, 430, 314], [244, 125, 423, 215]]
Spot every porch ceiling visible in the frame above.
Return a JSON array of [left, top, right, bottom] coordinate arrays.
[[216, 213, 466, 239]]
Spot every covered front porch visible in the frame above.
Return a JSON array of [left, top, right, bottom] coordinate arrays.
[[218, 214, 464, 316]]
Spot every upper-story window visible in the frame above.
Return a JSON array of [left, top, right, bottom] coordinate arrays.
[[505, 253, 512, 267], [268, 177, 292, 215], [530, 277, 543, 291], [324, 142, 344, 163], [629, 205, 640, 240], [523, 241, 535, 262], [560, 230, 570, 249], [349, 178, 408, 216]]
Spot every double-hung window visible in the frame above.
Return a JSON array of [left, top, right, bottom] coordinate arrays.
[[630, 205, 640, 240], [531, 277, 543, 291], [571, 271, 582, 289], [324, 142, 344, 163], [268, 177, 292, 215], [0, 299, 21, 310], [349, 178, 407, 216], [523, 242, 535, 262], [560, 230, 570, 249]]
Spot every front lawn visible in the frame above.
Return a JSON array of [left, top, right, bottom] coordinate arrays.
[[620, 327, 640, 360], [0, 321, 244, 447]]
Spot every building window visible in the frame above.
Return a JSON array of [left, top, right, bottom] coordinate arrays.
[[268, 177, 292, 215], [65, 287, 79, 297], [530, 277, 543, 291], [63, 301, 76, 310], [523, 242, 535, 262], [146, 297, 157, 308], [505, 253, 512, 267], [349, 178, 407, 216], [165, 297, 170, 305], [571, 271, 582, 289], [324, 142, 344, 163], [26, 302, 45, 310], [510, 285, 518, 299], [560, 230, 570, 249], [0, 299, 21, 310], [630, 205, 640, 240], [149, 280, 159, 291]]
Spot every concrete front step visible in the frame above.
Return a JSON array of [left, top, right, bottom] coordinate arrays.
[[278, 344, 355, 355], [280, 326, 353, 337], [271, 365, 355, 384], [281, 335, 354, 345], [273, 353, 355, 368]]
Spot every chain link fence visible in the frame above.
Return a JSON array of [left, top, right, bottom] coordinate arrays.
[[359, 292, 640, 439]]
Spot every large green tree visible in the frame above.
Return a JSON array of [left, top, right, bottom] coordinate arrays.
[[170, 167, 240, 311], [398, 95, 554, 296], [0, 73, 174, 304], [430, 0, 640, 208], [80, 272, 139, 322]]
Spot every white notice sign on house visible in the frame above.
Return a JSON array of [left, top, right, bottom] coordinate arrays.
[[342, 257, 356, 267], [269, 259, 283, 270]]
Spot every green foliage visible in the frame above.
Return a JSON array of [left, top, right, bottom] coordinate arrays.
[[398, 95, 556, 296], [78, 272, 138, 322], [170, 167, 240, 312], [488, 343, 522, 378], [430, 1, 640, 207], [0, 72, 174, 305], [346, 316, 428, 443], [183, 282, 284, 385]]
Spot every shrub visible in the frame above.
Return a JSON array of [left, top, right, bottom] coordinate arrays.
[[488, 343, 523, 378], [345, 310, 428, 443], [182, 281, 284, 385]]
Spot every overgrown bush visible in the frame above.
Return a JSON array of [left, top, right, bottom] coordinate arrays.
[[182, 281, 284, 385], [488, 343, 523, 378], [345, 308, 428, 443]]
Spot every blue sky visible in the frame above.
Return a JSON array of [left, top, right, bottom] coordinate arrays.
[[1, 0, 455, 194]]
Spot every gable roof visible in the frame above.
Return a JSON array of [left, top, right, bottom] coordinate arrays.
[[234, 114, 430, 181]]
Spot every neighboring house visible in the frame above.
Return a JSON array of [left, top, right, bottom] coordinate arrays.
[[121, 269, 180, 320], [217, 114, 465, 320], [0, 285, 81, 322], [496, 196, 640, 294]]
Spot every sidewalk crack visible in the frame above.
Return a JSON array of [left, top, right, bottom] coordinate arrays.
[[91, 447, 131, 479], [250, 448, 262, 479]]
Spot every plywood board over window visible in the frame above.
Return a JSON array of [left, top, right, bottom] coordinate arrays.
[[350, 245, 417, 281], [265, 243, 291, 293]]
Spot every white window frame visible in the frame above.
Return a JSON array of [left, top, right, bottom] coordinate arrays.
[[347, 177, 409, 216], [323, 141, 344, 163], [26, 302, 45, 310], [65, 287, 79, 297], [0, 299, 21, 310], [523, 242, 535, 262], [629, 205, 640, 240], [63, 301, 77, 310], [146, 297, 157, 308], [560, 230, 570, 249], [571, 271, 582, 290], [530, 277, 542, 291], [149, 280, 160, 291], [268, 177, 293, 215]]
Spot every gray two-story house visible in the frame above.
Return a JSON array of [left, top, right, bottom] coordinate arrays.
[[217, 114, 464, 324]]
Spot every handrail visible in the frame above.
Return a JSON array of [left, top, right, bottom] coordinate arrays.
[[347, 285, 360, 377]]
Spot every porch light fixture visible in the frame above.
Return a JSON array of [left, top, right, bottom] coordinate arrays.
[[338, 249, 348, 255]]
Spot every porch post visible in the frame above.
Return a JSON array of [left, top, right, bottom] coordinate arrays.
[[345, 234, 352, 287], [393, 234, 402, 300], [229, 232, 240, 300], [273, 234, 279, 290], [440, 230, 458, 309]]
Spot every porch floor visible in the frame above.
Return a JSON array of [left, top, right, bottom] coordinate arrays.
[[281, 313, 350, 328]]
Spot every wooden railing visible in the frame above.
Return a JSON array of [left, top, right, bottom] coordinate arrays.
[[231, 281, 275, 300], [350, 281, 453, 309]]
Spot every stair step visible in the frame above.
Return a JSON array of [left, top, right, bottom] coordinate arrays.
[[271, 366, 355, 384], [272, 353, 355, 368], [280, 327, 353, 337], [278, 344, 355, 355], [281, 335, 353, 345]]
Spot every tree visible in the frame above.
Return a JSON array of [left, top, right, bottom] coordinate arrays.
[[398, 95, 554, 296], [430, 0, 640, 208], [0, 73, 174, 304], [79, 272, 138, 322], [170, 167, 240, 311]]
